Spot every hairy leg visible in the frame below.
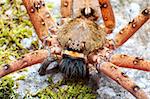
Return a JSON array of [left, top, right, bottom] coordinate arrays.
[[0, 50, 48, 78], [110, 54, 150, 71], [61, 0, 73, 18], [60, 0, 73, 24], [0, 35, 62, 77], [0, 47, 62, 78], [23, 0, 56, 42], [97, 62, 149, 99], [98, 0, 115, 34], [110, 7, 150, 48]]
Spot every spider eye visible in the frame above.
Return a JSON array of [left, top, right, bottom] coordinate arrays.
[[81, 7, 95, 18]]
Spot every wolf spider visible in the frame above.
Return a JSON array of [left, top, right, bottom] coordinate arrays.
[[0, 0, 150, 98]]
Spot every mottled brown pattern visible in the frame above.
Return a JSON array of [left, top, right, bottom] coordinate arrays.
[[57, 18, 106, 54]]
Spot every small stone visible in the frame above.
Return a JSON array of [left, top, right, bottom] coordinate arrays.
[[21, 38, 32, 49]]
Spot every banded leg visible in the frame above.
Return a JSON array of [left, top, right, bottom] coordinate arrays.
[[60, 0, 73, 24], [113, 7, 150, 48], [97, 62, 149, 99], [98, 0, 115, 34], [23, 0, 56, 42], [110, 54, 150, 71], [0, 50, 48, 78]]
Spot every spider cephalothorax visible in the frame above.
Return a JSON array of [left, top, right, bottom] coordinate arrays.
[[57, 18, 106, 54], [0, 0, 150, 98], [57, 18, 106, 79]]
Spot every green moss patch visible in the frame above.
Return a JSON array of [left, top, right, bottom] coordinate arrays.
[[35, 77, 96, 99], [0, 77, 18, 99], [0, 0, 39, 66]]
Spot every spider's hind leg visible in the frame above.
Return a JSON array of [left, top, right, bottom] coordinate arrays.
[[23, 0, 56, 41]]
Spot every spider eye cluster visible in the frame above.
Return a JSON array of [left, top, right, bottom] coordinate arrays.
[[65, 38, 86, 54]]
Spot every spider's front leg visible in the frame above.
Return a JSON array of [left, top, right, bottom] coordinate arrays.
[[0, 50, 48, 77], [0, 37, 62, 78], [97, 62, 149, 99], [110, 54, 150, 71], [23, 0, 57, 42], [107, 7, 150, 49], [0, 0, 61, 77], [98, 0, 115, 34]]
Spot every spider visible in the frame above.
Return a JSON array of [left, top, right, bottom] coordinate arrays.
[[0, 0, 150, 98]]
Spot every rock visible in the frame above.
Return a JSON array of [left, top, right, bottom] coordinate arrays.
[[97, 86, 116, 98], [52, 73, 63, 84], [21, 38, 32, 49]]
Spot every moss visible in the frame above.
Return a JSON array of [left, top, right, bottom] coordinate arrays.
[[0, 0, 39, 66], [46, 3, 55, 10], [16, 75, 26, 81], [0, 77, 18, 99], [35, 78, 96, 99], [0, 0, 57, 66]]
